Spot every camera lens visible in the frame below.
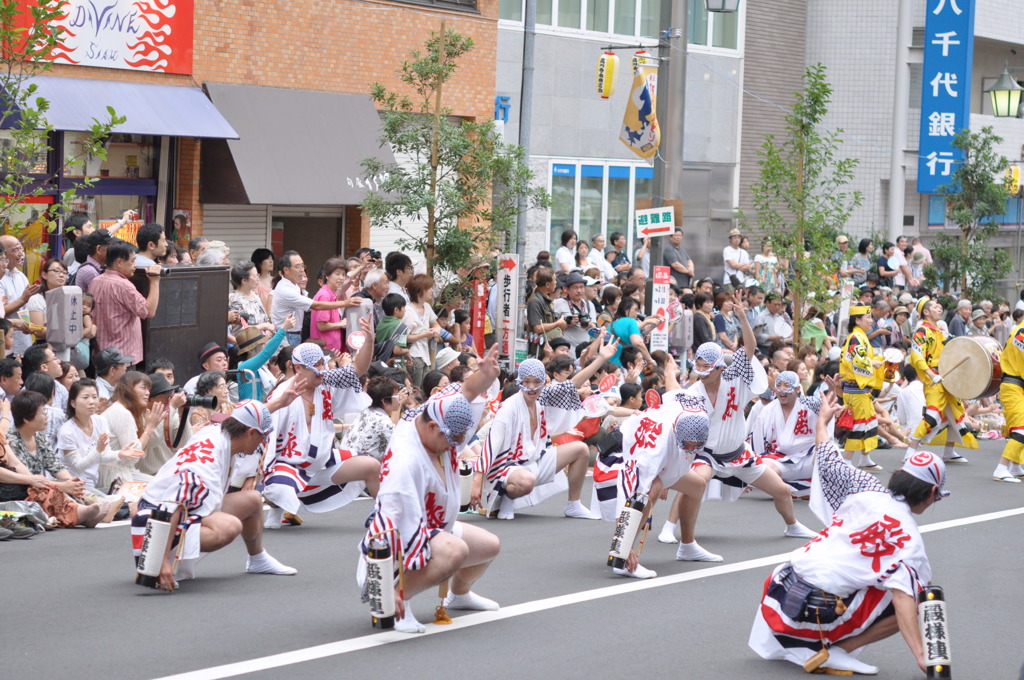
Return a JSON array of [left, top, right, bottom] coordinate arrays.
[[185, 394, 218, 410]]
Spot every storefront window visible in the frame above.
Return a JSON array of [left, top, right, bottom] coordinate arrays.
[[586, 0, 610, 32], [579, 167, 604, 247], [63, 133, 156, 179], [0, 130, 47, 176], [607, 171, 631, 233], [550, 167, 576, 250]]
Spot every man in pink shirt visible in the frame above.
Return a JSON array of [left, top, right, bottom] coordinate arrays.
[[90, 240, 162, 366]]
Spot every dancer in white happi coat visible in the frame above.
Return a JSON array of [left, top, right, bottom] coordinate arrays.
[[673, 292, 816, 562], [752, 371, 829, 498], [604, 401, 712, 580], [472, 335, 618, 520], [131, 399, 300, 591], [750, 391, 942, 676], [262, 318, 380, 527], [360, 346, 502, 633]]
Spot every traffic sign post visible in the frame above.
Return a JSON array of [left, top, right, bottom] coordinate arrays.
[[650, 265, 670, 352], [634, 205, 675, 240], [496, 254, 521, 372]]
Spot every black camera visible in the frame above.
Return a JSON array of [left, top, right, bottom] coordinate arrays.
[[578, 314, 590, 325], [369, 249, 382, 260], [185, 394, 218, 410], [564, 314, 577, 325]]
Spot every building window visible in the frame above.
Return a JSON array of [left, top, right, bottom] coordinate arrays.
[[547, 160, 653, 254], [501, 0, 739, 46], [928, 194, 1024, 227], [395, 0, 478, 12]]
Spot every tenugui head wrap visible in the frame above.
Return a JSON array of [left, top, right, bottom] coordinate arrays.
[[916, 296, 931, 317], [292, 343, 326, 376], [516, 359, 547, 392], [228, 400, 274, 438], [694, 343, 725, 377], [899, 451, 950, 499], [425, 392, 475, 447], [775, 371, 800, 395], [674, 411, 709, 448]]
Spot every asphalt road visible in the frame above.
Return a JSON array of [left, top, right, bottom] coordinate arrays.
[[9, 439, 1023, 680]]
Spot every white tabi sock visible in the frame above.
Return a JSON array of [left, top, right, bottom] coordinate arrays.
[[675, 540, 723, 562], [784, 522, 817, 539], [497, 495, 515, 520], [657, 520, 678, 544], [263, 507, 284, 529], [563, 500, 600, 520], [245, 550, 297, 575], [993, 464, 1021, 482], [822, 647, 878, 675], [175, 552, 208, 581], [395, 607, 425, 634], [855, 454, 877, 468], [444, 590, 499, 611]]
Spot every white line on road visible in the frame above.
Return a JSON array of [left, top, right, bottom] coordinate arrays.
[[151, 505, 1024, 680]]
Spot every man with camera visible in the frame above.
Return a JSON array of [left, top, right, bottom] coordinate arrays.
[[553, 272, 596, 359], [90, 240, 162, 368]]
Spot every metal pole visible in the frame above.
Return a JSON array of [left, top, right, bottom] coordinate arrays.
[[646, 0, 686, 315], [515, 0, 536, 261], [887, 0, 912, 242]]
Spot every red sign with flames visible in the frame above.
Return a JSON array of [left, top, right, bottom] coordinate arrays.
[[19, 0, 194, 74]]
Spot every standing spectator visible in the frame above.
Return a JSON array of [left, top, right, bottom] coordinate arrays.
[[310, 257, 350, 352], [867, 300, 892, 350], [752, 239, 782, 295], [552, 272, 595, 357], [589, 234, 617, 283], [89, 240, 161, 367], [62, 212, 94, 269], [575, 239, 591, 270], [134, 223, 168, 267], [948, 299, 971, 337], [968, 309, 991, 336], [75, 228, 113, 293], [892, 235, 916, 290], [609, 296, 657, 366], [608, 231, 631, 273], [849, 238, 874, 286], [597, 285, 621, 328], [0, 235, 40, 356], [722, 228, 752, 287], [555, 230, 577, 273], [692, 292, 716, 351], [713, 291, 741, 352], [832, 235, 853, 278], [271, 250, 353, 346], [526, 268, 566, 357], [228, 261, 274, 336], [188, 236, 208, 264], [404, 274, 441, 387], [663, 228, 694, 289], [746, 286, 764, 327], [94, 348, 133, 400], [908, 249, 926, 283], [385, 251, 413, 301], [634, 237, 650, 276], [250, 247, 276, 315], [875, 242, 897, 288], [26, 258, 67, 342]]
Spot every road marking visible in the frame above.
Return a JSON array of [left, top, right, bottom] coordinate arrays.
[[150, 504, 1024, 680]]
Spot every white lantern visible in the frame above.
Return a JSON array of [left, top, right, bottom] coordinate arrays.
[[596, 52, 619, 99]]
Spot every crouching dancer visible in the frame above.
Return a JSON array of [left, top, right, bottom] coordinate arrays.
[[359, 346, 502, 633], [749, 390, 943, 675], [132, 399, 298, 592]]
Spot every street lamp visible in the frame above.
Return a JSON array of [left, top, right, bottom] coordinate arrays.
[[984, 67, 1024, 118], [705, 0, 740, 12]]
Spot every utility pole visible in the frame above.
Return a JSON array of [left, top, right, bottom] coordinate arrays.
[[646, 0, 687, 314], [515, 0, 536, 260], [887, 0, 912, 242]]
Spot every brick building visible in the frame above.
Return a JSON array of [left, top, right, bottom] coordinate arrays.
[[22, 0, 498, 266]]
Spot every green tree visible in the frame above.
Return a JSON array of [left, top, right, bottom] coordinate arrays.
[[360, 25, 548, 281], [0, 1, 122, 249], [928, 126, 1012, 298], [739, 64, 862, 345]]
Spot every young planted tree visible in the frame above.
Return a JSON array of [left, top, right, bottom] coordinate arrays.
[[928, 126, 1012, 298], [360, 25, 548, 282], [0, 1, 121, 247], [739, 64, 862, 344]]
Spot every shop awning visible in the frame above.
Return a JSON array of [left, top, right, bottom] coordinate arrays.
[[201, 83, 394, 205], [17, 76, 238, 139]]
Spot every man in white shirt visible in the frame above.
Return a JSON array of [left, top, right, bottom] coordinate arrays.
[[753, 294, 794, 355], [384, 252, 413, 301], [891, 235, 916, 290], [0, 235, 40, 357], [552, 273, 596, 356], [134, 223, 168, 267], [95, 347, 133, 400], [722, 228, 752, 287], [271, 250, 355, 345], [588, 234, 617, 283]]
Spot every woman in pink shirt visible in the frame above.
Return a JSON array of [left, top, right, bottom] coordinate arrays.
[[309, 257, 352, 352]]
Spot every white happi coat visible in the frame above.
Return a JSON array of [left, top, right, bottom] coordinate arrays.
[[682, 348, 767, 456], [751, 395, 823, 459], [135, 425, 240, 561], [478, 380, 583, 509], [360, 411, 463, 573], [749, 440, 932, 667], [262, 366, 371, 514]]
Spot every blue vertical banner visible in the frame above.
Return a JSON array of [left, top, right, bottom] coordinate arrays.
[[917, 0, 976, 194]]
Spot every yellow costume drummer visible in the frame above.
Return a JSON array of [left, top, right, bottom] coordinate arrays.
[[906, 297, 977, 462], [840, 305, 885, 469], [993, 317, 1024, 482]]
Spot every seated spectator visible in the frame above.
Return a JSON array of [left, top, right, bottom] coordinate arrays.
[[95, 347, 133, 400], [339, 376, 403, 461], [183, 342, 230, 395], [23, 343, 68, 411], [23, 372, 65, 451], [138, 372, 190, 476], [58, 361, 79, 392], [421, 369, 449, 397], [98, 371, 164, 490], [0, 357, 21, 398], [58, 378, 142, 500], [1, 391, 111, 526], [148, 357, 176, 385], [189, 370, 233, 431]]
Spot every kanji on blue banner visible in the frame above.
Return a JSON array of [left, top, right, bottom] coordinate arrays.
[[917, 0, 976, 194]]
